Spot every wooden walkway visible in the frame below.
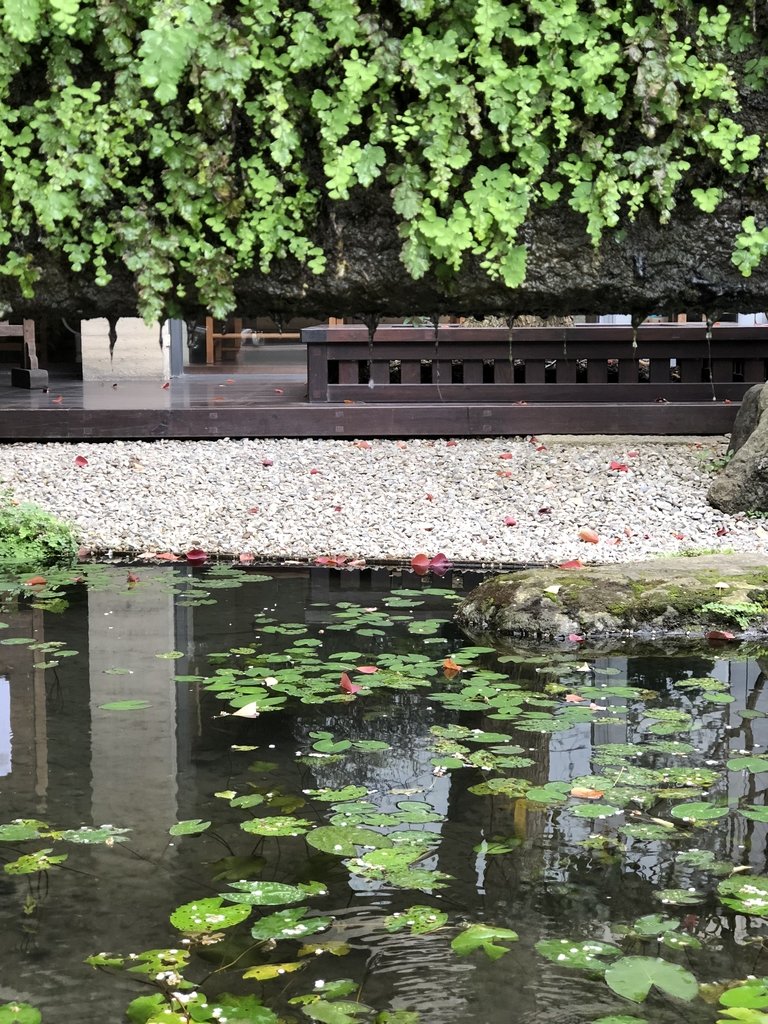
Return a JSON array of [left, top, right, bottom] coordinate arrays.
[[0, 372, 742, 440], [0, 322, 762, 440]]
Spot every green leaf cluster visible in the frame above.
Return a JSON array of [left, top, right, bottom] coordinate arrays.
[[0, 1, 764, 317]]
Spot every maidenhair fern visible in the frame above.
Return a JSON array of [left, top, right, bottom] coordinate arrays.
[[0, 0, 763, 318]]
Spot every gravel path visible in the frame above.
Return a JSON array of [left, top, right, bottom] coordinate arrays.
[[0, 435, 763, 565]]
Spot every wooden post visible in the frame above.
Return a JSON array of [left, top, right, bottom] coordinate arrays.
[[23, 319, 37, 370]]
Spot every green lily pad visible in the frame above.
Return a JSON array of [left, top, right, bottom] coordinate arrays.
[[384, 905, 448, 935], [170, 897, 251, 933], [604, 956, 698, 1002], [535, 938, 621, 971], [169, 819, 211, 836], [251, 908, 332, 941], [98, 700, 152, 711], [451, 924, 519, 960], [306, 826, 393, 856]]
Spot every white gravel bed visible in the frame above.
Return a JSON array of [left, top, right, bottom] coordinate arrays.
[[0, 435, 764, 565]]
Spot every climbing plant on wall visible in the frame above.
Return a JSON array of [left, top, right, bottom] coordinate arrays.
[[0, 0, 764, 319]]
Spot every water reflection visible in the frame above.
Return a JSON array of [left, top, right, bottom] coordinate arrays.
[[0, 566, 766, 1023]]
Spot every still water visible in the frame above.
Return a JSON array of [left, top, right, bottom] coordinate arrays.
[[0, 564, 767, 1024]]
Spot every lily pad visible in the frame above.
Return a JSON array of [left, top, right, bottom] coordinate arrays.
[[535, 938, 621, 971], [604, 956, 698, 1003], [170, 897, 251, 934], [307, 826, 393, 857], [451, 923, 519, 960]]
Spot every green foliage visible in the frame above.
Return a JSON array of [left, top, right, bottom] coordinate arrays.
[[0, 492, 78, 571], [0, 0, 763, 317]]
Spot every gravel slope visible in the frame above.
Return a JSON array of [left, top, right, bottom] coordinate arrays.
[[0, 435, 763, 565]]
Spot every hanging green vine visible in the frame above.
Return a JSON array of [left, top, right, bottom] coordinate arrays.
[[0, 0, 765, 319]]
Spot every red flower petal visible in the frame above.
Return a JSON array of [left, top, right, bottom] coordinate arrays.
[[74, 455, 88, 467], [186, 548, 207, 565]]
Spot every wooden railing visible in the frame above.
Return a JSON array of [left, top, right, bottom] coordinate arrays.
[[303, 322, 767, 404]]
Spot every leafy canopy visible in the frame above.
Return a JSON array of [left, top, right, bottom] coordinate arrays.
[[0, 0, 764, 319]]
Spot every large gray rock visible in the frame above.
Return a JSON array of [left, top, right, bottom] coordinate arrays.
[[455, 554, 768, 640], [728, 383, 765, 454], [709, 383, 768, 511]]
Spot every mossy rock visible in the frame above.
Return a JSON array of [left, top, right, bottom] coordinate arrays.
[[455, 555, 768, 641]]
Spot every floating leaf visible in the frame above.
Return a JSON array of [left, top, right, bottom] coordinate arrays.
[[535, 938, 621, 971], [0, 820, 46, 842], [720, 980, 768, 1009], [251, 908, 332, 942], [241, 816, 312, 837], [655, 888, 704, 906], [307, 826, 392, 857], [385, 906, 448, 935], [728, 757, 768, 773], [571, 803, 622, 819], [98, 700, 152, 711], [670, 802, 729, 823], [169, 819, 211, 837], [630, 915, 679, 938], [0, 1004, 42, 1024], [451, 924, 519, 960], [55, 825, 130, 844], [224, 881, 326, 906], [718, 876, 768, 916], [170, 897, 251, 933], [604, 956, 698, 1003], [4, 849, 67, 875], [243, 961, 303, 981]]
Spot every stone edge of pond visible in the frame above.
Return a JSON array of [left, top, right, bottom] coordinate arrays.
[[454, 553, 768, 644]]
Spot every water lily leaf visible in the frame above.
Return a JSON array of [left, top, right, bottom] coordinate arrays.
[[720, 980, 768, 1009], [0, 819, 46, 842], [376, 1012, 420, 1024], [302, 1000, 367, 1023], [655, 888, 704, 906], [126, 993, 166, 1024], [224, 881, 326, 906], [468, 777, 530, 798], [535, 938, 621, 971], [155, 650, 185, 659], [620, 823, 677, 841], [309, 786, 368, 803], [169, 819, 211, 836], [451, 924, 519, 960], [4, 848, 67, 874], [663, 932, 702, 950], [718, 876, 768, 916], [590, 1017, 648, 1024], [307, 826, 392, 856], [98, 700, 152, 711], [571, 804, 622, 819], [210, 993, 279, 1024], [251, 908, 332, 942], [241, 816, 312, 837], [0, 1004, 42, 1024], [604, 956, 698, 1002], [384, 905, 448, 935], [630, 915, 679, 937], [55, 825, 130, 844], [670, 802, 729, 823], [243, 961, 303, 981], [171, 897, 251, 933], [728, 757, 768, 773], [527, 782, 571, 805]]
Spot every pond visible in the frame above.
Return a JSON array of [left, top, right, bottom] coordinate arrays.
[[0, 564, 767, 1024]]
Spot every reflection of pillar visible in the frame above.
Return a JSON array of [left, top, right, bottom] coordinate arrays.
[[32, 609, 48, 799], [88, 569, 178, 855], [0, 606, 46, 812]]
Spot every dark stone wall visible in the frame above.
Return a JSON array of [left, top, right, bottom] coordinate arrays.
[[6, 190, 768, 321]]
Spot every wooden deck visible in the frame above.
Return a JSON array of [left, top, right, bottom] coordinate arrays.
[[0, 371, 742, 440], [0, 322, 762, 440]]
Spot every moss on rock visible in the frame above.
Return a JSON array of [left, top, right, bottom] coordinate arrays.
[[455, 555, 768, 640]]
